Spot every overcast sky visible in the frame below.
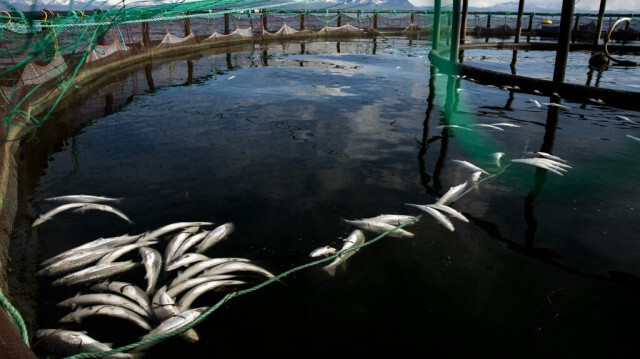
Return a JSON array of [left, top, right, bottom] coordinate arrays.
[[407, 0, 639, 11]]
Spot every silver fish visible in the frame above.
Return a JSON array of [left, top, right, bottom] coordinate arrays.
[[471, 123, 505, 131], [176, 280, 246, 311], [343, 219, 414, 238], [426, 204, 469, 223], [58, 293, 151, 319], [309, 245, 337, 258], [135, 307, 209, 352], [152, 286, 180, 321], [451, 159, 489, 175], [166, 275, 237, 299], [40, 234, 142, 267], [36, 329, 113, 355], [32, 202, 89, 227], [59, 305, 153, 331], [200, 261, 277, 281], [170, 257, 250, 287], [97, 241, 158, 265], [405, 203, 455, 232], [322, 230, 366, 276], [616, 115, 636, 124], [171, 232, 210, 263], [535, 151, 568, 163], [511, 158, 567, 176], [139, 221, 214, 241], [164, 226, 200, 265], [90, 281, 152, 316], [364, 214, 418, 226], [628, 134, 640, 142], [491, 122, 521, 128], [492, 152, 505, 168], [194, 222, 235, 254], [72, 203, 133, 224], [43, 195, 122, 203], [37, 248, 113, 277], [165, 253, 210, 272], [139, 247, 162, 295], [435, 182, 468, 205], [52, 261, 140, 287]]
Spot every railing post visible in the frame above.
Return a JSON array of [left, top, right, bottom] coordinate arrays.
[[337, 12, 342, 27], [450, 0, 461, 63], [224, 13, 230, 35], [594, 0, 607, 45], [373, 11, 378, 30], [432, 0, 442, 50], [527, 13, 533, 42], [262, 10, 268, 33], [460, 0, 468, 44], [514, 0, 524, 43], [553, 0, 575, 86], [141, 22, 151, 47], [184, 16, 192, 36], [300, 12, 305, 30]]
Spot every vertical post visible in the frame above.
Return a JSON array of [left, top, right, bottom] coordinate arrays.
[[527, 13, 533, 42], [262, 10, 267, 33], [573, 14, 580, 32], [514, 0, 525, 43], [224, 13, 230, 35], [141, 22, 151, 47], [432, 0, 442, 50], [184, 17, 191, 36], [593, 0, 607, 45], [373, 11, 378, 30], [485, 12, 491, 42], [460, 0, 468, 44], [300, 12, 305, 30], [553, 0, 575, 86], [337, 12, 342, 27], [450, 0, 461, 64], [410, 11, 414, 26]]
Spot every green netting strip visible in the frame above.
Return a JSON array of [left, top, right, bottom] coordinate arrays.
[[61, 215, 422, 359], [0, 286, 30, 347]]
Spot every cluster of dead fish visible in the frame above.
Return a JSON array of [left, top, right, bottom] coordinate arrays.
[[309, 150, 572, 274], [33, 195, 277, 358]]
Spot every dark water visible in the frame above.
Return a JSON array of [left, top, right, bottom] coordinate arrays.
[[24, 37, 640, 358]]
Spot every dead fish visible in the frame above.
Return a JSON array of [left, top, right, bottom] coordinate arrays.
[[470, 123, 505, 131], [436, 182, 468, 206], [426, 204, 469, 223], [139, 247, 162, 295], [58, 293, 151, 319], [164, 227, 200, 265], [616, 115, 636, 124], [43, 195, 122, 203], [511, 158, 568, 176], [72, 203, 133, 224], [322, 230, 366, 276], [40, 234, 142, 268], [135, 307, 209, 351], [627, 134, 640, 142], [36, 329, 114, 356], [152, 286, 180, 321], [166, 275, 237, 299], [37, 248, 113, 277], [165, 253, 210, 272], [176, 280, 246, 311], [97, 241, 158, 265], [52, 261, 140, 287], [32, 203, 89, 227], [59, 305, 153, 331], [170, 257, 251, 287], [405, 203, 455, 232], [491, 122, 520, 128], [364, 214, 419, 226], [342, 219, 414, 238], [492, 152, 505, 167], [534, 151, 568, 163], [194, 222, 235, 254], [528, 99, 542, 108], [139, 221, 214, 241], [451, 159, 489, 175], [90, 281, 152, 316], [171, 230, 211, 261], [200, 261, 278, 281], [309, 245, 337, 258]]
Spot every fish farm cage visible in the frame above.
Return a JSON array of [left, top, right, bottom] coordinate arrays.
[[0, 0, 639, 358]]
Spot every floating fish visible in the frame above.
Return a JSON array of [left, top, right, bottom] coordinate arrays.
[[43, 195, 123, 204], [40, 234, 142, 268], [97, 241, 158, 265], [166, 275, 237, 299], [534, 151, 568, 163], [32, 203, 90, 227], [176, 280, 246, 311], [309, 245, 338, 258], [405, 203, 455, 232], [37, 248, 114, 277], [152, 286, 181, 321], [58, 293, 151, 319], [171, 230, 211, 260], [542, 102, 570, 109], [426, 204, 469, 223], [528, 99, 542, 108], [71, 203, 134, 224], [451, 159, 489, 175], [435, 124, 473, 131], [90, 281, 152, 316], [200, 261, 278, 281], [59, 305, 153, 331], [364, 214, 419, 226], [471, 123, 505, 131], [36, 329, 116, 356], [491, 122, 520, 128], [322, 230, 366, 276], [435, 182, 468, 206], [627, 134, 640, 142], [342, 219, 414, 238], [164, 226, 200, 265], [135, 307, 209, 351], [616, 115, 636, 124], [170, 258, 251, 287], [165, 253, 210, 272], [194, 222, 235, 254], [52, 261, 140, 287], [511, 158, 570, 176], [139, 222, 214, 241], [492, 152, 505, 167], [140, 247, 162, 295]]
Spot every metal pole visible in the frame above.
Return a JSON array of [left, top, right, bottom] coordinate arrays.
[[594, 0, 607, 45], [337, 12, 341, 27], [527, 13, 533, 42], [553, 0, 575, 86], [460, 0, 468, 44], [514, 0, 525, 43], [432, 0, 442, 50], [300, 12, 305, 31], [450, 0, 461, 63], [224, 13, 230, 35]]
